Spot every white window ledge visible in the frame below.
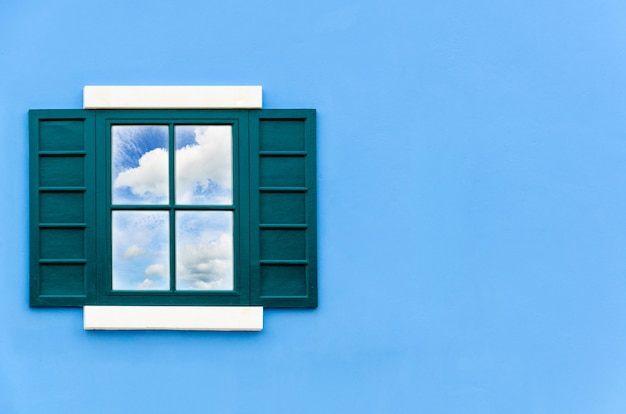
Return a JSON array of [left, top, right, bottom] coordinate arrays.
[[84, 306, 263, 331], [83, 85, 262, 109]]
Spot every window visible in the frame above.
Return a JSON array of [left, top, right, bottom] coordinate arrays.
[[30, 107, 317, 310], [110, 124, 235, 293]]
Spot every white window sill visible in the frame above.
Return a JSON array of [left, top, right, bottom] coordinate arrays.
[[83, 85, 262, 109], [84, 306, 263, 331]]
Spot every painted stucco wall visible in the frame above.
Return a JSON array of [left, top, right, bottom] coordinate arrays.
[[2, 1, 626, 412]]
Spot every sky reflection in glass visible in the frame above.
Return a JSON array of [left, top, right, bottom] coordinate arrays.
[[112, 125, 169, 205], [112, 211, 170, 290], [175, 125, 232, 205], [176, 211, 233, 290], [111, 124, 234, 291]]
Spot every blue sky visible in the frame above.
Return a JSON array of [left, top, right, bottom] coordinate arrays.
[[112, 210, 170, 290], [112, 124, 232, 205], [175, 125, 232, 205], [112, 125, 169, 205], [111, 125, 234, 290], [176, 211, 233, 290]]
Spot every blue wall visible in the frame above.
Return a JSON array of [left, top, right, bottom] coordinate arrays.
[[2, 1, 626, 412]]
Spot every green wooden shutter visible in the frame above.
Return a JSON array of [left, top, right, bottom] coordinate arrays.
[[30, 110, 96, 306], [249, 110, 317, 307]]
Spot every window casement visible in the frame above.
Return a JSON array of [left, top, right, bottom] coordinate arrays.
[[30, 103, 317, 318]]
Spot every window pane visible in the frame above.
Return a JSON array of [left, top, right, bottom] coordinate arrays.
[[175, 125, 232, 205], [112, 211, 170, 290], [176, 211, 233, 290], [112, 125, 169, 204]]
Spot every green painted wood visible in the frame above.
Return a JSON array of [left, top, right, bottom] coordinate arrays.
[[259, 120, 306, 151], [260, 192, 306, 224], [39, 155, 84, 187], [30, 109, 316, 308], [30, 110, 96, 306], [95, 110, 250, 306], [260, 156, 306, 187], [250, 110, 318, 308]]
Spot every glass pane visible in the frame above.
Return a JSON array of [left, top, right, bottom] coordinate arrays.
[[175, 125, 232, 205], [112, 211, 170, 290], [112, 125, 169, 204], [176, 211, 233, 290]]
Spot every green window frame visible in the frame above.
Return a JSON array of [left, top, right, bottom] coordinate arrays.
[[30, 109, 317, 308]]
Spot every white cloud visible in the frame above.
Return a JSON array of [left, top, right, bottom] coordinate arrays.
[[123, 244, 145, 259], [144, 263, 166, 276], [136, 278, 155, 289], [175, 126, 232, 204], [188, 279, 226, 290], [112, 211, 170, 291], [134, 264, 168, 290], [176, 233, 233, 290], [114, 148, 169, 203], [112, 126, 232, 205]]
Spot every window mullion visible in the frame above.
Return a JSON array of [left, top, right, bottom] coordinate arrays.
[[169, 122, 176, 292]]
